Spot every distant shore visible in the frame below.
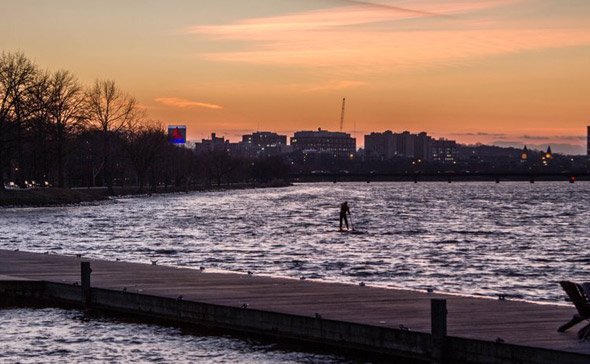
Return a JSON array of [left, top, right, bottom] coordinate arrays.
[[290, 173, 588, 183], [3, 175, 587, 207], [0, 179, 291, 207]]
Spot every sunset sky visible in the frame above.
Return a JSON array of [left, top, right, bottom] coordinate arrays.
[[1, 0, 589, 153]]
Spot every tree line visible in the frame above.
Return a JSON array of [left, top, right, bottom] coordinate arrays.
[[0, 51, 289, 193]]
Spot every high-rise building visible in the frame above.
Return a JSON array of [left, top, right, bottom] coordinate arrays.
[[241, 131, 288, 157], [431, 138, 458, 163], [291, 128, 356, 158], [414, 132, 432, 162], [194, 133, 227, 154], [392, 131, 415, 158], [365, 131, 395, 159], [194, 133, 244, 155], [364, 131, 435, 161]]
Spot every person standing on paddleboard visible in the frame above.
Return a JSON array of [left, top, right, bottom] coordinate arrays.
[[339, 201, 351, 231]]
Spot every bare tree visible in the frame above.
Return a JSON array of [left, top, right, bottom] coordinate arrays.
[[48, 71, 88, 187], [30, 70, 88, 187], [86, 79, 142, 194], [124, 121, 166, 193], [0, 52, 38, 189], [25, 71, 52, 183], [202, 150, 241, 187]]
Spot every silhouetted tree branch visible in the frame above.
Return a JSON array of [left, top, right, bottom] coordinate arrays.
[[0, 52, 38, 189], [86, 79, 143, 195], [42, 70, 88, 187], [123, 121, 167, 193]]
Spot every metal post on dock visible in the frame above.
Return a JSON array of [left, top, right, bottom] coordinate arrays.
[[431, 298, 447, 364], [81, 261, 92, 307]]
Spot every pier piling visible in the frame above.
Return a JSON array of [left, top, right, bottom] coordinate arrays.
[[431, 299, 447, 364], [81, 261, 92, 307]]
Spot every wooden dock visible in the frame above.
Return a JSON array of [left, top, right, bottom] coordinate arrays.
[[0, 249, 588, 363]]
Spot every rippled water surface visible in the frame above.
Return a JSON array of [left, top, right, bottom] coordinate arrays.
[[0, 308, 351, 363], [1, 182, 589, 302]]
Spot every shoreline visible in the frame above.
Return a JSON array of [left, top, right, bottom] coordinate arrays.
[[2, 177, 586, 207], [291, 174, 589, 183], [0, 179, 291, 208]]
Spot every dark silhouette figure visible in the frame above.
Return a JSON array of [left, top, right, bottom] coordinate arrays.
[[339, 201, 350, 231]]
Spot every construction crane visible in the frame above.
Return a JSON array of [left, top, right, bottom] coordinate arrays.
[[339, 97, 346, 131]]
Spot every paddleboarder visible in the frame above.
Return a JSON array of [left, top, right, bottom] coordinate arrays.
[[339, 201, 351, 231]]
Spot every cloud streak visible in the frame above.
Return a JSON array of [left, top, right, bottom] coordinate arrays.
[[187, 0, 590, 74], [519, 135, 586, 142], [196, 28, 590, 73], [154, 97, 223, 110], [336, 0, 448, 17], [333, 0, 518, 17], [189, 1, 514, 37], [452, 132, 508, 138], [491, 141, 585, 155]]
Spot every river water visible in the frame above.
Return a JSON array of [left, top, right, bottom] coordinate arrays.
[[0, 308, 350, 363], [1, 182, 588, 362]]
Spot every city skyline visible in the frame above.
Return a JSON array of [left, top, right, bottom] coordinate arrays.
[[1, 0, 589, 153], [189, 127, 585, 156]]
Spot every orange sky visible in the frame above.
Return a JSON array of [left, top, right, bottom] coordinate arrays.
[[1, 0, 589, 153]]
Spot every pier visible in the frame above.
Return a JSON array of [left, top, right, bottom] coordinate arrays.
[[0, 249, 588, 363]]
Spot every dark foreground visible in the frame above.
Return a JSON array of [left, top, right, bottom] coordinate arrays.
[[0, 250, 588, 363]]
